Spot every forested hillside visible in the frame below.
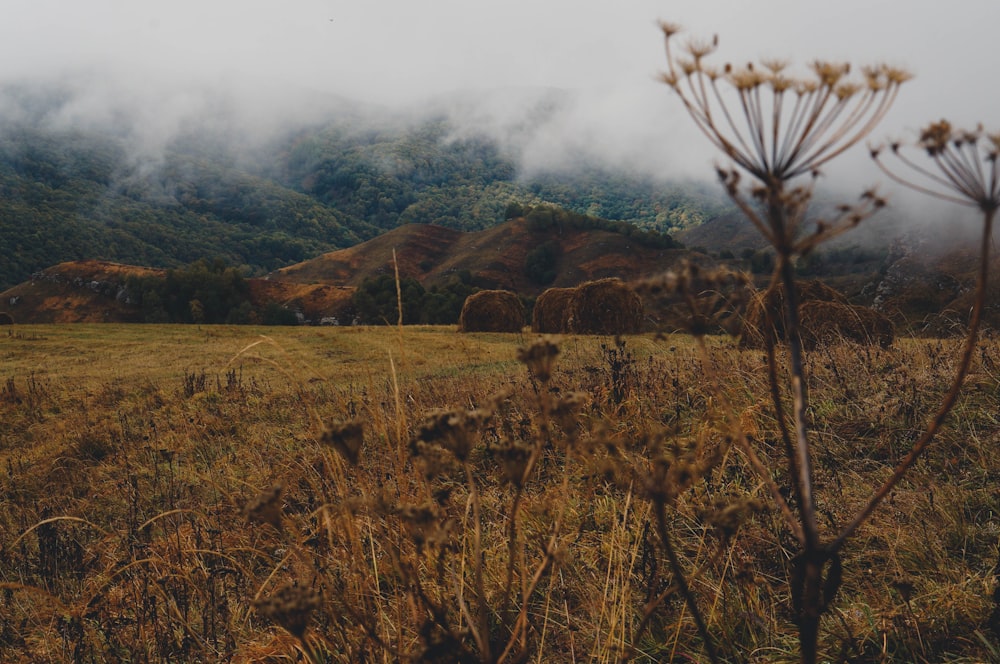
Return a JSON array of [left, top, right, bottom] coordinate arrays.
[[0, 125, 371, 290], [0, 82, 735, 291]]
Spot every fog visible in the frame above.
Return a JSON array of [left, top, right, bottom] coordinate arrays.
[[2, 0, 997, 225]]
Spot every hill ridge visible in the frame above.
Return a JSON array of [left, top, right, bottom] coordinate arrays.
[[0, 219, 693, 324], [270, 218, 690, 296]]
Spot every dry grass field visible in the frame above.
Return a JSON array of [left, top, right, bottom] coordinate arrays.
[[2, 324, 1000, 662]]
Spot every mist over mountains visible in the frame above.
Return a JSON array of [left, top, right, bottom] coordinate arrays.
[[0, 78, 734, 291]]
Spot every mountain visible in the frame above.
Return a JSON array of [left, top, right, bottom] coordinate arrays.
[[0, 213, 693, 325], [0, 81, 734, 292], [0, 125, 372, 291]]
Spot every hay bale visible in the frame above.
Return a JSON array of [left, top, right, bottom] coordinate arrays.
[[458, 290, 524, 332], [531, 287, 575, 333], [740, 280, 847, 349], [799, 301, 894, 349], [0, 312, 12, 325], [566, 278, 643, 335]]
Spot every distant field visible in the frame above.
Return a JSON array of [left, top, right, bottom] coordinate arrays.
[[2, 324, 999, 662], [1, 323, 538, 388]]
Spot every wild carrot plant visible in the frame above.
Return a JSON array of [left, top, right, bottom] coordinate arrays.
[[658, 21, 908, 663]]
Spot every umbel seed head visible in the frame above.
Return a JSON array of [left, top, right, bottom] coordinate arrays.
[[658, 23, 908, 183]]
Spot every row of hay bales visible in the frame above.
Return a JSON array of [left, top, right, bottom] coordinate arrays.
[[533, 279, 643, 334], [740, 280, 894, 349], [458, 277, 893, 349], [457, 278, 644, 335]]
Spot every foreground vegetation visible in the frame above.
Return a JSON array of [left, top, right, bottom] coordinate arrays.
[[1, 324, 999, 662]]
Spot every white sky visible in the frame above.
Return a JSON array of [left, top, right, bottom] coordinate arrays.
[[0, 0, 995, 191]]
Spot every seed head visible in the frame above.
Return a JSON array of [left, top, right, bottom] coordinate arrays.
[[254, 582, 320, 638], [658, 71, 680, 88], [729, 66, 766, 91], [770, 75, 793, 94], [861, 65, 886, 91], [884, 66, 912, 85], [919, 120, 952, 156], [320, 419, 364, 465], [488, 437, 534, 486], [795, 79, 819, 96], [549, 391, 588, 439], [761, 58, 788, 75], [396, 502, 451, 551], [812, 61, 850, 87], [658, 21, 682, 39], [834, 82, 861, 100], [518, 337, 560, 384], [701, 497, 765, 539], [685, 37, 716, 60], [245, 483, 283, 531], [415, 408, 478, 461]]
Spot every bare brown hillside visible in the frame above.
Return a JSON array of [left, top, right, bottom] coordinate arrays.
[[0, 261, 355, 325], [271, 219, 691, 295], [0, 260, 164, 323]]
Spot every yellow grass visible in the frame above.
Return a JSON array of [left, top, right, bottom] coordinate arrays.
[[1, 324, 999, 662]]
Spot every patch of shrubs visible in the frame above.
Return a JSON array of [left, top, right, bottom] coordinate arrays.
[[352, 270, 478, 325], [126, 258, 253, 324], [522, 203, 681, 250]]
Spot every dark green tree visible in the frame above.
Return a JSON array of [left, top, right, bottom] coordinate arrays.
[[524, 240, 560, 285], [352, 274, 426, 324]]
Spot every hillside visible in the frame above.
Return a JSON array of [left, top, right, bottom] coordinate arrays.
[[0, 214, 692, 325], [271, 217, 691, 296], [0, 81, 732, 292], [0, 260, 354, 325], [6, 211, 999, 333], [0, 126, 375, 291]]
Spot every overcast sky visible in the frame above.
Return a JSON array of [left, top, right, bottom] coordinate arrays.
[[1, 0, 996, 193]]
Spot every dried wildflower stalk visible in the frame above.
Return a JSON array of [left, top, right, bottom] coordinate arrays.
[[398, 342, 578, 663], [851, 124, 998, 545], [660, 23, 909, 663]]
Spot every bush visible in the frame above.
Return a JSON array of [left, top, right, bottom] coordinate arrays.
[[260, 303, 300, 326], [125, 258, 252, 324], [524, 240, 560, 285]]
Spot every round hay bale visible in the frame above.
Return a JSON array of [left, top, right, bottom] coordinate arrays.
[[458, 290, 524, 332], [531, 287, 575, 333], [799, 301, 894, 349], [0, 312, 12, 325], [740, 280, 848, 349], [566, 278, 643, 335]]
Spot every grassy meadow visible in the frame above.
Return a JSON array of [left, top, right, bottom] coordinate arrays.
[[2, 323, 1000, 662]]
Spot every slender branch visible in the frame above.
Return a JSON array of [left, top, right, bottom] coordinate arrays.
[[464, 462, 492, 662], [832, 208, 995, 551], [788, 83, 903, 179], [776, 250, 819, 549], [936, 150, 984, 200], [873, 153, 973, 207], [691, 334, 805, 544], [706, 78, 763, 170], [762, 284, 805, 536], [653, 499, 720, 663], [722, 177, 778, 245]]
